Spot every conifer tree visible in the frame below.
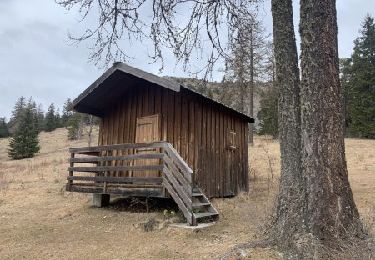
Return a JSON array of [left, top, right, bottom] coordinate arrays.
[[0, 118, 9, 138], [62, 98, 73, 127], [55, 108, 62, 128], [26, 98, 39, 132], [44, 103, 57, 132], [258, 85, 278, 138], [342, 15, 375, 138], [8, 101, 40, 159], [8, 96, 26, 134], [36, 104, 45, 132]]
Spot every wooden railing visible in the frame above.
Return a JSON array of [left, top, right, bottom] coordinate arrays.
[[67, 141, 196, 224], [163, 143, 195, 225]]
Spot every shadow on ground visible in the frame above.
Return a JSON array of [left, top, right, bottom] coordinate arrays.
[[107, 197, 179, 213]]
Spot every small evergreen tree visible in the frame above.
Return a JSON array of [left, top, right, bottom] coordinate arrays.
[[62, 98, 74, 127], [8, 102, 40, 159], [0, 118, 10, 138], [258, 84, 278, 138], [44, 103, 57, 132], [55, 108, 62, 128], [26, 98, 40, 133], [36, 104, 45, 132]]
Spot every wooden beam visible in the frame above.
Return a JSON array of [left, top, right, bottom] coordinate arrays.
[[67, 176, 163, 184], [163, 167, 192, 209], [164, 143, 193, 175], [70, 153, 164, 163], [68, 182, 163, 188], [163, 154, 192, 195], [68, 165, 163, 173], [67, 185, 165, 197], [69, 141, 167, 154]]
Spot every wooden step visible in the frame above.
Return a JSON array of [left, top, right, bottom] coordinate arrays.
[[192, 187, 201, 193], [192, 202, 211, 208], [194, 212, 218, 219]]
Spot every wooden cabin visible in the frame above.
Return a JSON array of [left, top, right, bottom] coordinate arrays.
[[67, 62, 254, 225]]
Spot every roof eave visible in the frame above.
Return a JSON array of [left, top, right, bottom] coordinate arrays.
[[72, 63, 181, 111]]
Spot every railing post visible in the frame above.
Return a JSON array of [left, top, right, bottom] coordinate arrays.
[[103, 152, 108, 193], [161, 143, 167, 197], [68, 152, 74, 189], [192, 170, 195, 192], [102, 177, 108, 193], [191, 169, 196, 226]]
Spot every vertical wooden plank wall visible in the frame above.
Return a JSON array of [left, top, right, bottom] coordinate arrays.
[[98, 83, 249, 198]]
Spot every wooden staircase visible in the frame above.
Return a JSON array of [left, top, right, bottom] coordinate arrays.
[[66, 141, 218, 226], [192, 188, 219, 224]]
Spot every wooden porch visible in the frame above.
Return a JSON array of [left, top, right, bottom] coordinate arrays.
[[66, 141, 219, 225]]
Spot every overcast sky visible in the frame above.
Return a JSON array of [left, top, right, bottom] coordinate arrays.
[[0, 0, 374, 120]]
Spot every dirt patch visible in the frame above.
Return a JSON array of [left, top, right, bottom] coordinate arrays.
[[0, 129, 373, 259]]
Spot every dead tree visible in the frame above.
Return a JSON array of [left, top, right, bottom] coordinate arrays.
[[85, 115, 95, 147], [224, 18, 270, 143]]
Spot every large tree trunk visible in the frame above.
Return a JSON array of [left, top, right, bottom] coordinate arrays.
[[270, 0, 364, 255], [299, 0, 363, 242], [271, 0, 304, 244]]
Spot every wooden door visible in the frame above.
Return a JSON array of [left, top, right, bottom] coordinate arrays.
[[134, 114, 161, 177]]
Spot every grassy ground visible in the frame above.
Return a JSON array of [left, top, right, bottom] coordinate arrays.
[[0, 128, 373, 259]]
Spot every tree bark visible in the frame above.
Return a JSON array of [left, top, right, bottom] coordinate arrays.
[[299, 0, 363, 242], [270, 0, 305, 244]]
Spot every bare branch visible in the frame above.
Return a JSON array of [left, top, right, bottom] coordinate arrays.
[[56, 0, 261, 75]]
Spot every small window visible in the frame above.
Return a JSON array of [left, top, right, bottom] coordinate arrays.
[[227, 130, 236, 150]]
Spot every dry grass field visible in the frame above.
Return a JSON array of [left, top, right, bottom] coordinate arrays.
[[0, 128, 373, 259]]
